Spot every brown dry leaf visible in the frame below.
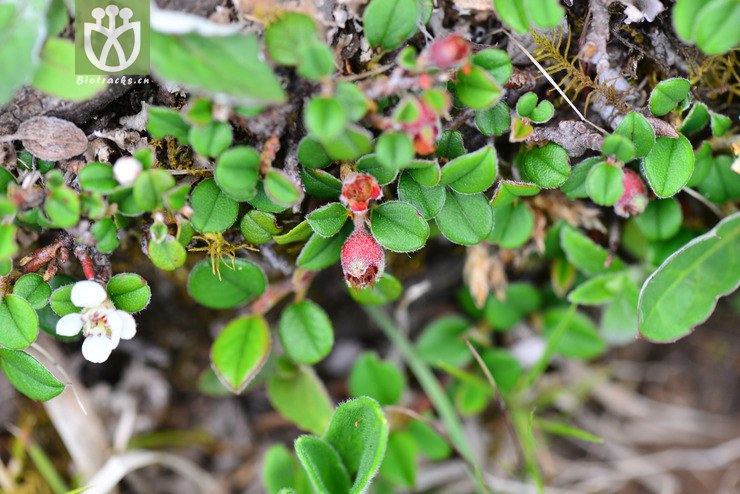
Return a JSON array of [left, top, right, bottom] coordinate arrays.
[[15, 116, 88, 161]]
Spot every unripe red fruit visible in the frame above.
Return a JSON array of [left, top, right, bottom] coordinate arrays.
[[425, 34, 470, 70], [341, 228, 385, 289], [614, 169, 648, 217], [341, 173, 381, 213]]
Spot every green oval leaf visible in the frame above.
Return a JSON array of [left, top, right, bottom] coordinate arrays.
[[279, 300, 334, 365], [307, 203, 349, 238], [370, 201, 429, 252], [215, 146, 260, 201], [265, 169, 303, 207], [397, 173, 446, 219], [455, 65, 502, 109], [148, 237, 187, 271], [190, 179, 239, 233], [133, 168, 176, 212], [435, 189, 493, 245], [295, 436, 352, 494], [297, 224, 353, 270], [586, 162, 625, 206], [348, 273, 403, 306], [107, 273, 151, 312], [440, 146, 497, 194], [189, 121, 233, 157], [694, 0, 740, 55], [649, 78, 691, 116], [240, 210, 282, 244], [0, 349, 64, 401], [265, 13, 319, 65], [349, 352, 406, 405], [187, 258, 267, 309], [488, 201, 534, 249], [560, 225, 625, 276], [305, 97, 346, 141], [78, 162, 118, 193], [363, 0, 419, 50], [642, 135, 694, 198], [12, 273, 51, 310], [211, 315, 271, 393], [634, 198, 683, 241], [376, 132, 414, 171], [614, 112, 655, 158], [522, 143, 571, 188], [0, 295, 39, 349], [638, 213, 740, 342]]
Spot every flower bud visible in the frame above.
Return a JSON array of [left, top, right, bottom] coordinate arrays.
[[113, 156, 143, 186], [614, 169, 648, 217], [341, 173, 381, 213], [341, 228, 385, 289], [425, 35, 470, 70]]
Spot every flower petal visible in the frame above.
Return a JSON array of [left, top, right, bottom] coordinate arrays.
[[117, 311, 137, 340], [105, 309, 123, 333], [109, 325, 121, 349], [56, 313, 83, 336], [81, 335, 113, 363], [71, 280, 108, 308]]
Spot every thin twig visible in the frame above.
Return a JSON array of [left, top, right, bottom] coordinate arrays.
[[504, 32, 609, 135], [465, 338, 527, 470], [683, 187, 726, 218]]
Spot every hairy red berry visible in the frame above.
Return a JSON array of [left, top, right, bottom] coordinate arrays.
[[341, 173, 381, 213], [341, 227, 385, 289], [614, 169, 648, 217], [425, 34, 470, 70]]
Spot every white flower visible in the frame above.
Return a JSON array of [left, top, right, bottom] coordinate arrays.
[[113, 156, 143, 186], [56, 280, 138, 363]]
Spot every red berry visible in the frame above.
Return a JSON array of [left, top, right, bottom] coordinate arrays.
[[425, 34, 470, 70], [341, 227, 385, 289], [341, 173, 381, 213], [614, 169, 648, 217]]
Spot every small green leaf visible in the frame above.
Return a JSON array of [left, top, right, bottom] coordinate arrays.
[[148, 237, 187, 271], [475, 101, 511, 137], [357, 154, 398, 186], [544, 308, 605, 360], [673, 0, 713, 41], [516, 92, 538, 117], [305, 97, 347, 141], [435, 130, 466, 160], [335, 82, 370, 122], [265, 170, 303, 207], [649, 78, 691, 116], [0, 0, 47, 105], [215, 146, 260, 201], [680, 102, 710, 134], [187, 258, 266, 309], [149, 32, 286, 107], [567, 273, 624, 305], [274, 220, 314, 245], [107, 273, 151, 313], [405, 159, 440, 186], [642, 135, 694, 198], [190, 179, 239, 233], [279, 300, 334, 365], [415, 315, 471, 367], [349, 352, 406, 405], [490, 180, 540, 208], [363, 0, 419, 50], [263, 445, 310, 494], [435, 189, 493, 245], [248, 181, 290, 213], [49, 285, 76, 317], [91, 218, 119, 253], [376, 132, 414, 170], [12, 273, 51, 310], [267, 358, 334, 435], [440, 146, 497, 194], [522, 143, 571, 188], [529, 99, 555, 123], [147, 106, 191, 144], [379, 431, 418, 487], [493, 0, 529, 33], [694, 0, 740, 55], [240, 210, 282, 244], [397, 173, 446, 219], [133, 169, 176, 212], [601, 134, 636, 163], [298, 224, 353, 270], [308, 203, 349, 238], [321, 125, 373, 161], [44, 185, 80, 228], [0, 349, 64, 401], [370, 201, 429, 252], [348, 274, 403, 306], [323, 397, 389, 494], [298, 136, 333, 169], [586, 162, 625, 206], [698, 155, 740, 204], [634, 198, 683, 241], [211, 315, 271, 393], [295, 436, 352, 494], [78, 162, 118, 193], [189, 121, 233, 157], [639, 213, 740, 342], [265, 13, 319, 65], [297, 41, 335, 81], [710, 111, 732, 137], [528, 0, 565, 29], [0, 295, 39, 349], [472, 49, 513, 86], [488, 201, 534, 249], [455, 65, 502, 109], [484, 283, 541, 331], [560, 225, 625, 276], [614, 112, 655, 158], [301, 168, 343, 199], [32, 37, 105, 101]]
